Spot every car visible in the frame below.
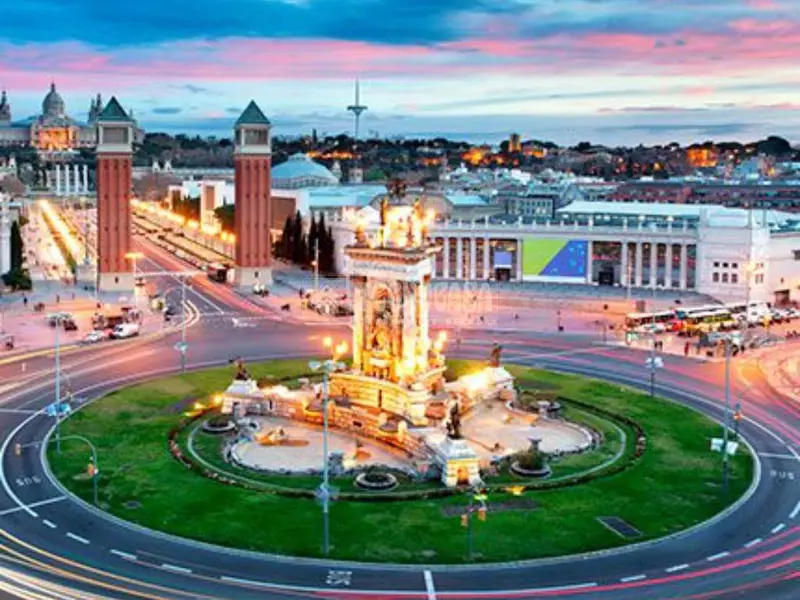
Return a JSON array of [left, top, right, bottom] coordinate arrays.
[[81, 330, 106, 344], [111, 323, 140, 339], [62, 319, 78, 331], [163, 305, 177, 317]]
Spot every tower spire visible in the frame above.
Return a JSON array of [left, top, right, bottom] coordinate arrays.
[[346, 79, 368, 143]]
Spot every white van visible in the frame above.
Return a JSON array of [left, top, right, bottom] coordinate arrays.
[[111, 323, 140, 339]]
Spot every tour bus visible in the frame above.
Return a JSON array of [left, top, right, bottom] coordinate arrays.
[[680, 308, 737, 336], [624, 310, 680, 333], [726, 301, 770, 325]]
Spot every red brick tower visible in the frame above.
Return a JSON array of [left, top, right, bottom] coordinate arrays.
[[95, 97, 135, 292], [233, 100, 273, 287]]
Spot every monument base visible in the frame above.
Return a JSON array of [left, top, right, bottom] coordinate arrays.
[[233, 266, 273, 289], [97, 271, 134, 294], [330, 369, 444, 427], [430, 436, 482, 488]]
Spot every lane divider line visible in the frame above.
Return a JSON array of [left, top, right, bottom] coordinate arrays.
[[771, 523, 786, 534], [424, 569, 436, 600], [109, 549, 136, 561], [160, 563, 191, 574], [65, 532, 89, 545], [620, 574, 646, 582], [744, 538, 762, 548], [42, 520, 57, 529], [706, 551, 730, 562], [0, 495, 65, 517], [790, 501, 800, 519], [665, 564, 689, 573]]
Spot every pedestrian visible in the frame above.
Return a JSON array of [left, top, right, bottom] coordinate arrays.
[[22, 295, 28, 307], [683, 341, 690, 357], [55, 294, 60, 304]]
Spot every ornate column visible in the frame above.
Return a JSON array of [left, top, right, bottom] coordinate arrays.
[[585, 240, 593, 284], [679, 244, 688, 290], [516, 238, 523, 281], [351, 276, 366, 372], [443, 236, 450, 278], [665, 244, 673, 288], [482, 236, 490, 279], [469, 237, 477, 280], [82, 165, 88, 193], [64, 164, 70, 196], [634, 241, 643, 287], [620, 241, 629, 286], [455, 236, 463, 280], [55, 164, 61, 196], [649, 241, 658, 288]]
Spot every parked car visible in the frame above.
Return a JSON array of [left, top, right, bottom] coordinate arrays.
[[1, 334, 14, 350], [62, 318, 78, 331]]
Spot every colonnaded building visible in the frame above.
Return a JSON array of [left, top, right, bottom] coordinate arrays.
[[329, 201, 800, 306], [0, 83, 141, 156]]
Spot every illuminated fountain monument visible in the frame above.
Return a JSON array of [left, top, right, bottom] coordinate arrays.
[[328, 198, 443, 426]]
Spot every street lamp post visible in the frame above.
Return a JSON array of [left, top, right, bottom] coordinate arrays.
[[722, 338, 732, 497], [309, 337, 347, 556], [180, 275, 188, 373]]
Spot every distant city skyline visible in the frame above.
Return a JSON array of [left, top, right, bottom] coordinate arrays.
[[1, 1, 799, 146]]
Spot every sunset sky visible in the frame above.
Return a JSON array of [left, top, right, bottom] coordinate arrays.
[[1, 0, 798, 144]]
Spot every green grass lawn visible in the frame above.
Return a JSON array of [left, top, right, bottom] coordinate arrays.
[[48, 359, 754, 563]]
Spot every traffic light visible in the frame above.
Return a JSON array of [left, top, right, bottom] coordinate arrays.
[[733, 411, 742, 422], [477, 507, 487, 522], [14, 443, 21, 457], [87, 461, 97, 477], [460, 514, 468, 528]]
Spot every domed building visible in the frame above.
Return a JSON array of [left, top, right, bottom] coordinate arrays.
[[0, 83, 143, 155], [272, 152, 340, 189]]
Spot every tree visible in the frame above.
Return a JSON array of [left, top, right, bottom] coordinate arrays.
[[132, 172, 181, 202], [291, 211, 305, 265], [214, 204, 235, 232], [278, 215, 293, 260], [307, 213, 319, 267], [9, 221, 23, 271]]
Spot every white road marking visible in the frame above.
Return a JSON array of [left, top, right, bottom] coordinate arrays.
[[220, 576, 269, 588], [771, 523, 786, 534], [706, 551, 730, 561], [424, 570, 436, 600], [0, 495, 65, 516], [0, 409, 36, 414], [744, 538, 762, 548], [665, 564, 689, 573], [620, 574, 646, 582], [42, 519, 57, 529], [529, 583, 598, 592], [161, 563, 192, 574], [65, 532, 89, 545], [790, 500, 800, 519], [110, 549, 136, 561], [758, 453, 797, 460]]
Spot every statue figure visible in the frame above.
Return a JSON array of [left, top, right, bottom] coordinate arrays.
[[355, 222, 367, 245], [406, 215, 416, 247], [446, 402, 462, 439], [233, 358, 250, 381], [489, 343, 503, 368], [379, 196, 389, 228]]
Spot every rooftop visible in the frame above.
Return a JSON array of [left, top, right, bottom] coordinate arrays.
[[272, 153, 339, 187], [235, 100, 271, 127]]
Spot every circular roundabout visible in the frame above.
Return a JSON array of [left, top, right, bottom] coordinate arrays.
[[46, 358, 754, 564]]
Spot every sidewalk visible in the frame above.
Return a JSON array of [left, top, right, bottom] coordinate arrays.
[[0, 285, 166, 358], [758, 342, 800, 405]]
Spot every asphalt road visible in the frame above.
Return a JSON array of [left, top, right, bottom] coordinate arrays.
[[0, 242, 797, 600]]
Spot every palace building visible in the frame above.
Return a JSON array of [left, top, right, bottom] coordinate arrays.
[[0, 83, 141, 155]]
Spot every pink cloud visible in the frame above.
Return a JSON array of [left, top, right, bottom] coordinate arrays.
[[744, 0, 782, 10], [1, 19, 800, 95]]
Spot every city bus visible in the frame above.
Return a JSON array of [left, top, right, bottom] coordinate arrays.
[[680, 308, 737, 336], [624, 310, 680, 333]]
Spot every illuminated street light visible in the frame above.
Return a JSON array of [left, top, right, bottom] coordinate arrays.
[[308, 338, 348, 556]]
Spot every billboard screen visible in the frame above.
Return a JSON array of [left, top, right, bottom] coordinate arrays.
[[522, 238, 587, 278]]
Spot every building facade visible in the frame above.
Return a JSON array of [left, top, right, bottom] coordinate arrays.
[[330, 203, 800, 305]]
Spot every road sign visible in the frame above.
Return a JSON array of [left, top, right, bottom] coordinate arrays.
[[710, 438, 739, 455], [174, 342, 188, 354], [314, 484, 339, 505], [645, 356, 664, 369]]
